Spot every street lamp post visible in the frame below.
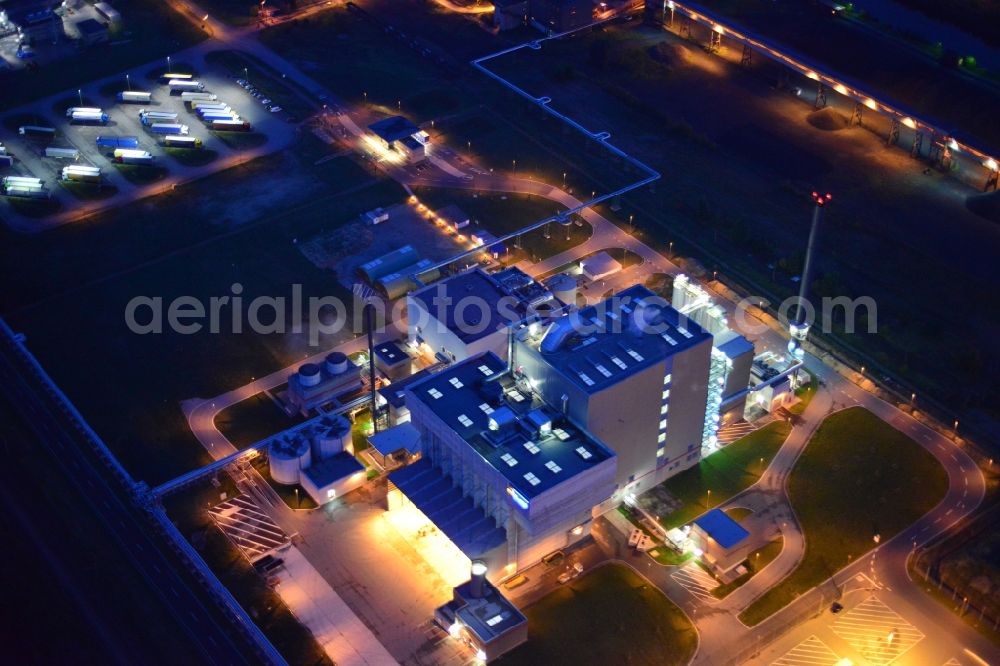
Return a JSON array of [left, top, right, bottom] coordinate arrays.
[[562, 171, 567, 189], [126, 73, 131, 91], [167, 55, 172, 71], [363, 91, 367, 105], [512, 159, 516, 174], [77, 89, 83, 105], [244, 67, 249, 84]]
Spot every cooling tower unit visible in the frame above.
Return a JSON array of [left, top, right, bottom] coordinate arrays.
[[325, 351, 350, 376], [313, 414, 353, 459], [298, 362, 322, 387], [269, 436, 312, 485]]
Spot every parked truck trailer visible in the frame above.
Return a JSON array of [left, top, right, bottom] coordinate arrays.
[[190, 101, 230, 112], [117, 91, 153, 103], [70, 111, 110, 125], [61, 165, 102, 183], [96, 136, 140, 149], [148, 123, 189, 136], [65, 106, 103, 117], [140, 110, 179, 123], [114, 149, 155, 165], [208, 119, 252, 132], [168, 80, 205, 93], [161, 135, 203, 149], [44, 146, 80, 160], [19, 125, 56, 136], [181, 91, 218, 102]]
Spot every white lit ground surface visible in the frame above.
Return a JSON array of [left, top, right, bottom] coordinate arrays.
[[771, 635, 842, 666], [276, 547, 397, 666], [746, 589, 974, 666], [670, 561, 720, 602], [280, 486, 475, 665], [830, 596, 924, 665], [383, 501, 472, 590]]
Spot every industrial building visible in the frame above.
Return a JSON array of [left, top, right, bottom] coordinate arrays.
[[407, 267, 553, 364], [689, 508, 752, 576], [436, 204, 470, 232], [267, 413, 366, 505], [387, 351, 617, 576], [285, 352, 361, 416], [358, 245, 441, 300], [512, 285, 713, 499], [368, 115, 428, 164], [373, 340, 412, 381], [435, 561, 528, 662]]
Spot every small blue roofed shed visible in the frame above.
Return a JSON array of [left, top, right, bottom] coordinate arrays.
[[693, 508, 749, 549]]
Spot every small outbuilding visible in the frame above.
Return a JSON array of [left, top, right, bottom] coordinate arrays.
[[300, 452, 366, 504], [580, 251, 622, 281], [367, 422, 422, 470], [690, 508, 752, 575]]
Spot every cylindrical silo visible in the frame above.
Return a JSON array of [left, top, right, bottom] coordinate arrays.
[[269, 436, 311, 485], [313, 414, 352, 459], [298, 362, 322, 387]]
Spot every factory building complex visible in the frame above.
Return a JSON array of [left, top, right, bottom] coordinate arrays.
[[380, 269, 773, 583]]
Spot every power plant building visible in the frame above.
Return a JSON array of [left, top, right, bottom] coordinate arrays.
[[407, 267, 552, 364], [388, 351, 617, 576], [512, 285, 713, 498]]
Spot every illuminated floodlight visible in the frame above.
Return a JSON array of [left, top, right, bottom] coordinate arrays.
[[864, 98, 878, 110], [476, 650, 487, 663], [571, 525, 584, 536], [712, 24, 724, 34], [833, 83, 848, 95], [693, 547, 703, 558], [471, 561, 488, 576], [805, 71, 819, 81], [948, 138, 960, 151], [901, 117, 916, 129], [985, 158, 999, 171], [448, 622, 462, 638]]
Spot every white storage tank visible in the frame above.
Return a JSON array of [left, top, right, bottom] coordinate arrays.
[[313, 414, 352, 459], [269, 436, 312, 485], [546, 273, 576, 306], [325, 352, 350, 376], [298, 362, 322, 387]]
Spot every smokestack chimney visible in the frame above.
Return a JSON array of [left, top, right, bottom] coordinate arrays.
[[470, 560, 488, 598]]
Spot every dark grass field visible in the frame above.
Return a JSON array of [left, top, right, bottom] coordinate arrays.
[[2, 146, 404, 486], [496, 564, 697, 666], [740, 407, 948, 625]]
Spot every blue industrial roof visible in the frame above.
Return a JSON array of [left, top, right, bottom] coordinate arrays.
[[302, 452, 364, 488], [452, 579, 527, 645], [405, 352, 615, 498], [717, 334, 754, 360], [368, 115, 421, 143], [525, 284, 712, 394], [379, 368, 432, 409], [368, 422, 422, 457], [389, 458, 507, 558], [374, 340, 409, 367], [694, 509, 750, 549]]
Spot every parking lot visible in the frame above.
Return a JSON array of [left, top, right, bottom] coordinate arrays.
[[0, 54, 296, 226]]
